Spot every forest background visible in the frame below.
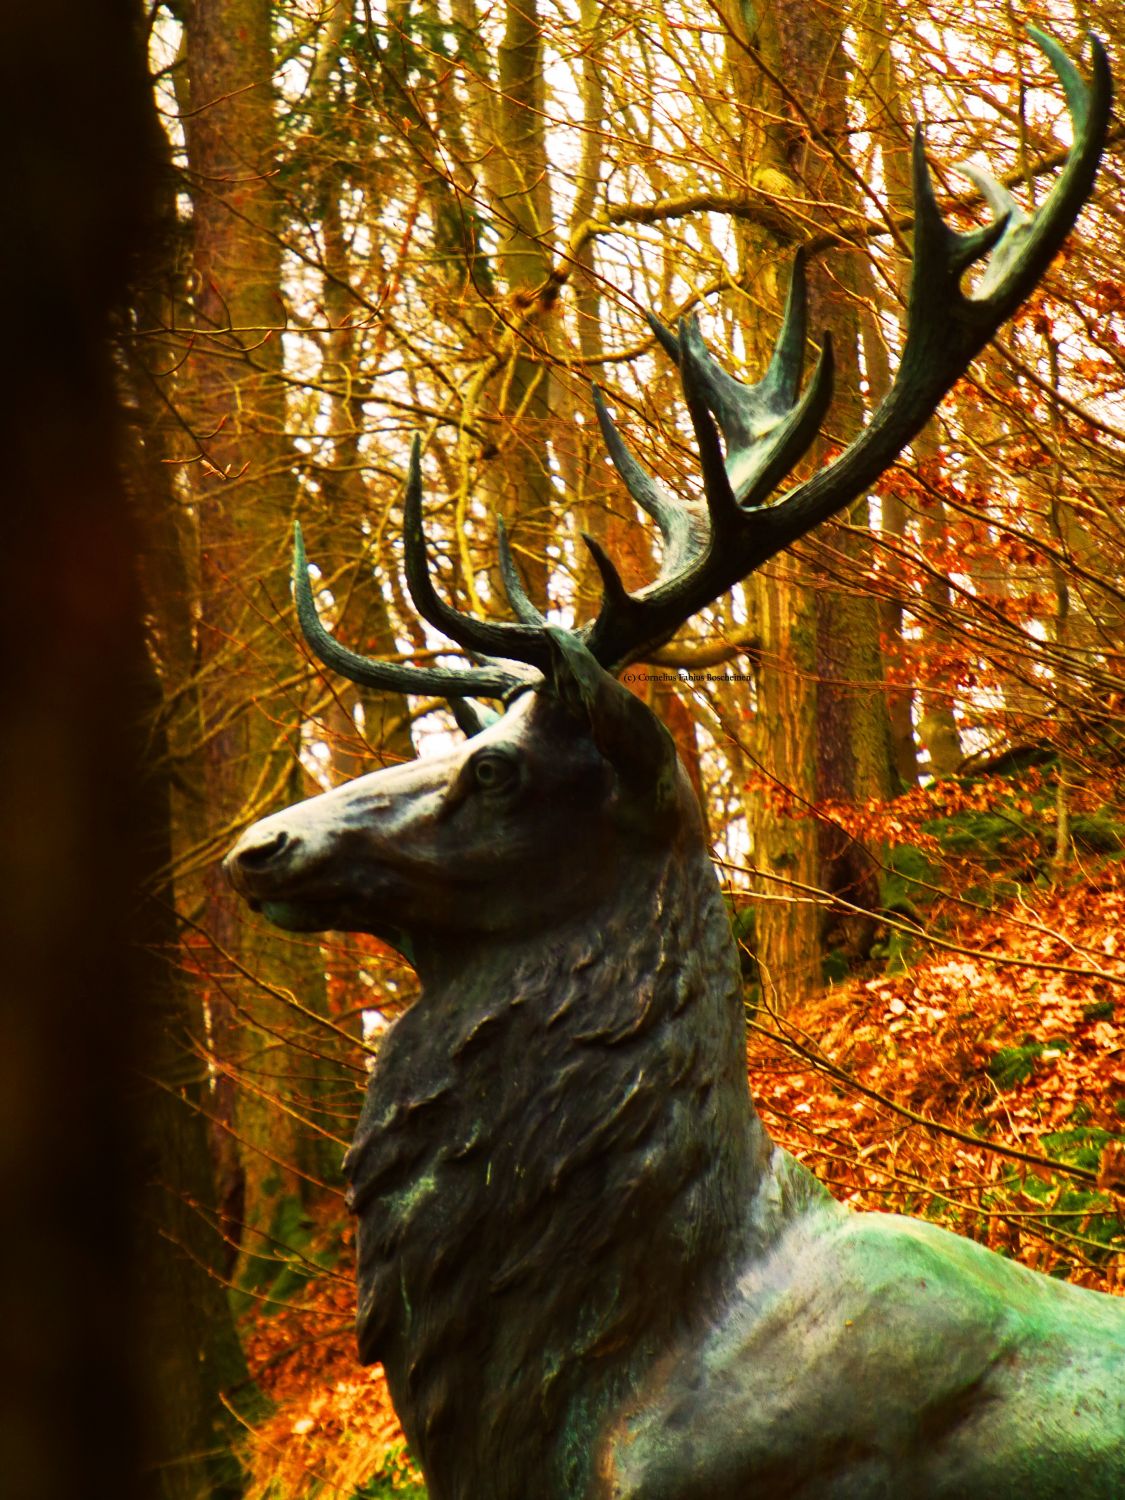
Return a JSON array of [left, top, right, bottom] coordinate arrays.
[[7, 0, 1123, 1496]]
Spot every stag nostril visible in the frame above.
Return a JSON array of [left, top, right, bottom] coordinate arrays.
[[238, 829, 291, 868]]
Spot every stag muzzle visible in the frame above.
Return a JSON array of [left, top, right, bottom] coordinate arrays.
[[224, 822, 298, 901], [222, 750, 468, 939], [224, 798, 376, 934], [223, 813, 328, 931]]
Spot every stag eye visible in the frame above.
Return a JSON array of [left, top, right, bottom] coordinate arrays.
[[471, 751, 518, 793]]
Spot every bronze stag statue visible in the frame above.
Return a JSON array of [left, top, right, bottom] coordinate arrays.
[[226, 31, 1125, 1500]]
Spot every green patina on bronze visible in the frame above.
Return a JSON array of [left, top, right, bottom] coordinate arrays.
[[225, 31, 1123, 1500]]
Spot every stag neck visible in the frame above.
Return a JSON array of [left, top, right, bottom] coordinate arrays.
[[345, 834, 798, 1499]]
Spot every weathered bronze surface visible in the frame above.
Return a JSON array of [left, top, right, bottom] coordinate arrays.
[[226, 32, 1124, 1499]]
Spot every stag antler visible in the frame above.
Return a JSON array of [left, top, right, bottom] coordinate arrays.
[[294, 28, 1109, 697], [577, 27, 1110, 671], [292, 513, 533, 699]]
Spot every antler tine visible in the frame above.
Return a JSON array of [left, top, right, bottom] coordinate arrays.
[[675, 319, 749, 546], [984, 26, 1110, 315], [659, 252, 814, 501], [907, 29, 1110, 335], [292, 522, 524, 700], [677, 296, 835, 519], [591, 384, 703, 580], [582, 260, 834, 671], [580, 531, 636, 613], [449, 696, 501, 736], [599, 257, 819, 554], [496, 517, 547, 626], [400, 435, 554, 674], [952, 161, 1029, 299]]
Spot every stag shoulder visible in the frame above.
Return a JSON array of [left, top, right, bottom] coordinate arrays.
[[600, 1208, 1125, 1500]]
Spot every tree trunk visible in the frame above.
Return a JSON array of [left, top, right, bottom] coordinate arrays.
[[135, 650, 252, 1499], [707, 1, 823, 1012], [0, 4, 196, 1495], [447, 0, 558, 605], [183, 0, 326, 1287], [795, 26, 894, 962], [120, 126, 255, 1492], [717, 0, 894, 1007], [857, 0, 960, 779]]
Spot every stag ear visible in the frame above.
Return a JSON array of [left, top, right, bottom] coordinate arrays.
[[545, 628, 678, 820]]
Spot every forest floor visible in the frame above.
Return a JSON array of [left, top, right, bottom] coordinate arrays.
[[237, 817, 1125, 1498], [748, 868, 1125, 1288]]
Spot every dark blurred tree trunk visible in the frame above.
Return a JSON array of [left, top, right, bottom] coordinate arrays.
[[0, 3, 161, 1497]]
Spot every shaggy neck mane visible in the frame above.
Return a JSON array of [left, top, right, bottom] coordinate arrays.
[[344, 830, 779, 1500]]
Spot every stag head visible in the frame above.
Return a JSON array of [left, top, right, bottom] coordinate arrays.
[[225, 640, 686, 961], [225, 28, 1110, 960]]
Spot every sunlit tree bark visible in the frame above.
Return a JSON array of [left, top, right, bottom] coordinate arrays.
[[707, 0, 895, 1008], [182, 0, 328, 1281]]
